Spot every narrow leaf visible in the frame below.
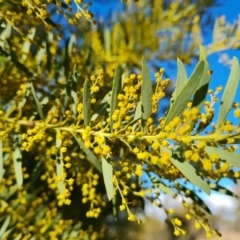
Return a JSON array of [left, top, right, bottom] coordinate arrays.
[[150, 175, 176, 196], [20, 27, 36, 62], [13, 233, 22, 240], [170, 154, 210, 195], [164, 61, 205, 127], [209, 183, 238, 198], [161, 146, 210, 195], [133, 101, 141, 131], [156, 183, 175, 197], [213, 135, 240, 145], [73, 134, 102, 173], [30, 82, 44, 120], [172, 58, 188, 100], [217, 57, 240, 129], [119, 138, 132, 149], [1, 227, 14, 239], [192, 47, 210, 110], [70, 65, 78, 122], [179, 185, 211, 214], [205, 146, 240, 168], [0, 140, 3, 183], [104, 27, 111, 56], [213, 18, 220, 43], [91, 101, 108, 122], [0, 215, 11, 238], [35, 41, 46, 66], [56, 131, 64, 194], [91, 90, 111, 122], [13, 147, 23, 187], [199, 44, 207, 61], [28, 160, 44, 190], [141, 59, 153, 124], [102, 156, 114, 201], [83, 79, 91, 126], [64, 38, 70, 79], [110, 65, 123, 132]]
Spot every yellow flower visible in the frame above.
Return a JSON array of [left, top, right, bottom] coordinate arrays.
[[67, 178, 74, 186], [160, 152, 170, 166], [206, 232, 212, 238], [209, 153, 219, 163], [174, 229, 181, 236], [75, 12, 82, 19], [195, 222, 201, 229], [203, 160, 212, 172], [191, 152, 200, 163], [151, 141, 160, 151], [102, 145, 111, 156], [173, 218, 182, 227], [220, 162, 229, 172], [167, 208, 174, 214], [184, 150, 193, 159], [151, 155, 159, 165], [197, 141, 206, 150]]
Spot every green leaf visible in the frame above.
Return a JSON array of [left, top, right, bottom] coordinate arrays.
[[133, 101, 141, 131], [112, 195, 118, 221], [56, 131, 64, 194], [91, 91, 111, 121], [164, 61, 205, 127], [119, 137, 132, 149], [209, 183, 238, 198], [171, 155, 210, 195], [70, 65, 78, 122], [192, 46, 210, 110], [91, 101, 108, 122], [179, 185, 211, 214], [110, 65, 123, 132], [83, 79, 91, 126], [217, 57, 240, 130], [1, 227, 14, 240], [28, 160, 44, 190], [13, 146, 23, 187], [64, 37, 72, 79], [61, 66, 79, 121], [62, 226, 73, 240], [104, 27, 111, 56], [153, 183, 175, 197], [73, 134, 102, 173], [0, 215, 11, 238], [150, 175, 176, 196], [231, 135, 240, 144], [44, 212, 62, 235], [213, 18, 220, 43], [141, 59, 153, 125], [35, 41, 46, 67], [199, 44, 207, 61], [205, 146, 240, 168], [102, 156, 114, 201], [30, 82, 44, 120], [158, 183, 175, 196], [172, 58, 188, 101], [20, 27, 36, 62], [215, 135, 240, 145], [0, 140, 3, 183], [13, 233, 22, 240], [161, 146, 210, 195]]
